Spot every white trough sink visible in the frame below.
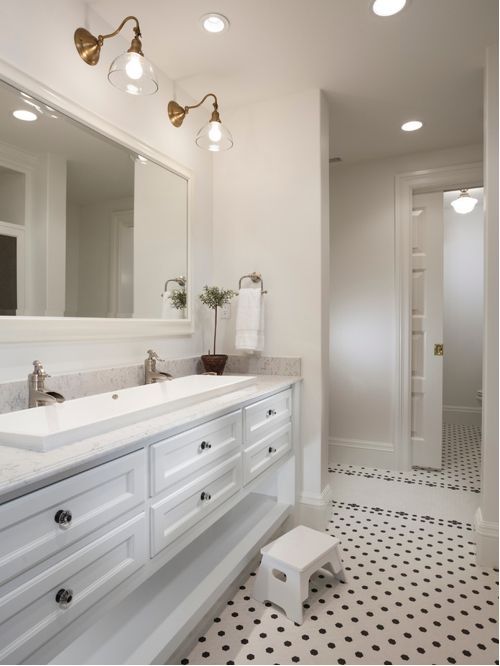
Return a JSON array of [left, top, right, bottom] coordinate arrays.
[[0, 374, 256, 452]]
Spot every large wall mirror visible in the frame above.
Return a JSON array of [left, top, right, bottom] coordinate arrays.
[[0, 76, 190, 337]]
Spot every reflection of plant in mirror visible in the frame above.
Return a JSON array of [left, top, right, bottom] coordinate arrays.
[[199, 286, 236, 355], [168, 288, 187, 310]]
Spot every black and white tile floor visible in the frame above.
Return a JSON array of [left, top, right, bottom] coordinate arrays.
[[184, 425, 498, 666], [329, 424, 482, 494]]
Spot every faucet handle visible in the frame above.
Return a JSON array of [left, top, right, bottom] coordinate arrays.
[[32, 360, 50, 378], [146, 349, 164, 362]]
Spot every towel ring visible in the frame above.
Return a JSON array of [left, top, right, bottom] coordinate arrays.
[[162, 276, 186, 297], [238, 272, 267, 294]]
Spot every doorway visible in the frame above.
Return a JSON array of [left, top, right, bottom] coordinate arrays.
[[410, 187, 483, 480]]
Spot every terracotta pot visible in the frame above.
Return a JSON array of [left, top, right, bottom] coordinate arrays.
[[201, 354, 228, 375]]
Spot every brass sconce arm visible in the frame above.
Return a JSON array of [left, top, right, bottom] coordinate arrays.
[[97, 16, 143, 55], [168, 93, 220, 128], [75, 15, 144, 66]]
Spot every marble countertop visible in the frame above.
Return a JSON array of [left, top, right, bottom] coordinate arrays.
[[0, 375, 301, 504]]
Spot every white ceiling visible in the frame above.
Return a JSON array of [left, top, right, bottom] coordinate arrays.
[[89, 0, 498, 163]]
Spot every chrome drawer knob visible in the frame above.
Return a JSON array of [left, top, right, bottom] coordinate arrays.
[[268, 446, 277, 454], [54, 509, 72, 529], [55, 588, 73, 608], [266, 409, 277, 417], [200, 491, 212, 501], [200, 441, 212, 450]]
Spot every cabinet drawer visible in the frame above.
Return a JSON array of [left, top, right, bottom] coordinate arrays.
[[150, 411, 241, 497], [0, 450, 145, 587], [244, 389, 292, 443], [151, 454, 242, 557], [243, 423, 292, 485], [0, 513, 146, 665]]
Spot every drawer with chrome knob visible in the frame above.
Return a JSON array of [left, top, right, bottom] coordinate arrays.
[[200, 491, 212, 501], [268, 446, 277, 454], [54, 509, 72, 529], [55, 587, 74, 608], [200, 440, 212, 451], [266, 409, 277, 417]]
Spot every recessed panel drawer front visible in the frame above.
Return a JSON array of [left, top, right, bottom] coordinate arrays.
[[243, 423, 292, 485], [244, 389, 292, 443], [0, 450, 146, 588], [150, 454, 242, 557], [150, 410, 242, 497], [0, 513, 146, 665]]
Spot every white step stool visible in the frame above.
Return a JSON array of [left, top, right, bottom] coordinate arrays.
[[252, 524, 345, 624]]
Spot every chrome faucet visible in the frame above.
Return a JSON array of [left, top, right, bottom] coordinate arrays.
[[145, 350, 173, 384], [28, 361, 65, 408]]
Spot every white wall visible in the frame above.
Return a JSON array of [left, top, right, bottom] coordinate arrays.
[[443, 189, 483, 414], [0, 0, 212, 380], [330, 143, 482, 465], [134, 161, 187, 319], [476, 43, 499, 567], [212, 88, 330, 508]]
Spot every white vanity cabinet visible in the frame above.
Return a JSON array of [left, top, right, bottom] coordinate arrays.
[[0, 382, 299, 665]]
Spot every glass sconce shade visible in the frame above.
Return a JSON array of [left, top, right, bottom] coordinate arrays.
[[450, 189, 478, 215], [108, 52, 158, 95], [195, 120, 233, 151]]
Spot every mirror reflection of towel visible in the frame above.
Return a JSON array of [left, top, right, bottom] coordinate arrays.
[[235, 288, 264, 353], [161, 291, 182, 319]]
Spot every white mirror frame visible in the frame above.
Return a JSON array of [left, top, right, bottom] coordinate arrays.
[[0, 59, 194, 342]]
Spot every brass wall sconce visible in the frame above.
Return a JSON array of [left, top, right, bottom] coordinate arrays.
[[74, 16, 158, 95], [168, 93, 233, 151]]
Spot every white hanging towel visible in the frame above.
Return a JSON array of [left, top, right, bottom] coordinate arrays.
[[235, 288, 264, 353], [161, 291, 182, 319]]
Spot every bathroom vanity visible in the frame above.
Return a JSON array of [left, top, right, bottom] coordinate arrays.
[[0, 376, 300, 665]]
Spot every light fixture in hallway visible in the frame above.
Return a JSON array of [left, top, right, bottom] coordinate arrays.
[[450, 188, 479, 214], [401, 119, 423, 132], [372, 0, 407, 17]]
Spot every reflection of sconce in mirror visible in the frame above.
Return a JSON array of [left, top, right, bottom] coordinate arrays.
[[168, 93, 233, 151], [74, 16, 158, 95]]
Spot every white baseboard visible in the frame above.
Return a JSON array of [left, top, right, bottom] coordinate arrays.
[[329, 437, 395, 469], [443, 405, 482, 426], [296, 484, 332, 530], [474, 507, 499, 567]]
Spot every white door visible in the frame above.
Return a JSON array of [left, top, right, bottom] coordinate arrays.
[[411, 192, 444, 468]]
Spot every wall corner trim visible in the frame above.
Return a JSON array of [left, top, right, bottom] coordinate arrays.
[[298, 483, 332, 507], [474, 507, 499, 568]]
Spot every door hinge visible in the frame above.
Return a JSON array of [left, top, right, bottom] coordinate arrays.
[[434, 343, 444, 356]]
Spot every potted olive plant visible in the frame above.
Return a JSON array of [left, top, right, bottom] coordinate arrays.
[[199, 285, 236, 375]]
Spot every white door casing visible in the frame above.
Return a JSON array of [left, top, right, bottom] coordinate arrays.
[[394, 162, 482, 471], [108, 210, 134, 318], [411, 193, 443, 469]]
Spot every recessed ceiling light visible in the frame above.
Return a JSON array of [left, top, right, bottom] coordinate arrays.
[[12, 109, 38, 122], [372, 0, 407, 16], [200, 13, 229, 33], [401, 120, 423, 132]]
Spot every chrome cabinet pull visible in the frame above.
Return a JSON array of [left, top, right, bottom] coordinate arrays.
[[55, 588, 73, 608], [266, 409, 277, 417], [200, 440, 212, 450], [54, 509, 72, 529], [200, 491, 212, 501]]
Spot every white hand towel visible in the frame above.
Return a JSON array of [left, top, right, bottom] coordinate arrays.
[[161, 291, 182, 319], [235, 288, 264, 353]]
